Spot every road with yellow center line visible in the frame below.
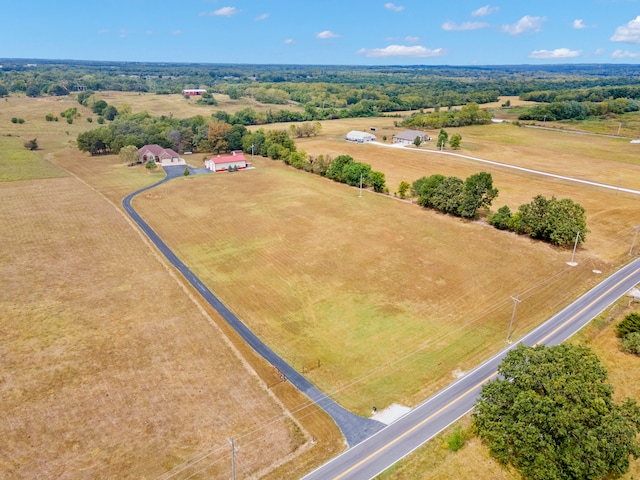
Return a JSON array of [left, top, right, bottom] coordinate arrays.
[[303, 258, 640, 480]]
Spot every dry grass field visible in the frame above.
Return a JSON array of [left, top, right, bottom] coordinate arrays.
[[4, 91, 640, 479], [0, 98, 343, 479], [132, 147, 637, 416]]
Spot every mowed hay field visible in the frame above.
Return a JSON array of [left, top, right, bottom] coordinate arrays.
[[0, 119, 334, 477], [133, 153, 634, 415]]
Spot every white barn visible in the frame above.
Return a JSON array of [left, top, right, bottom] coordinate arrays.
[[204, 150, 248, 172], [345, 130, 376, 143]]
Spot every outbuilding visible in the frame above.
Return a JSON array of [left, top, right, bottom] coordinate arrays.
[[345, 130, 376, 143], [182, 89, 207, 96], [392, 129, 430, 145], [204, 150, 248, 172]]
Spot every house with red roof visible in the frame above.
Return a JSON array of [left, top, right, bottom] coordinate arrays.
[[204, 150, 248, 172], [138, 144, 184, 165]]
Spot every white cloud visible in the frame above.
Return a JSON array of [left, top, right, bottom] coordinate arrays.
[[316, 30, 340, 39], [98, 29, 110, 34], [612, 49, 640, 58], [529, 48, 581, 59], [442, 21, 488, 31], [573, 19, 586, 29], [356, 45, 447, 58], [200, 6, 238, 17], [284, 39, 294, 45], [118, 29, 133, 38], [610, 16, 640, 44], [171, 30, 182, 36], [255, 13, 269, 21], [405, 35, 420, 43], [502, 15, 545, 35], [472, 5, 498, 17], [594, 48, 605, 55], [145, 30, 153, 35], [384, 3, 404, 12]]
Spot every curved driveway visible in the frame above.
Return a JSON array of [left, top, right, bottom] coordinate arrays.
[[122, 165, 384, 447]]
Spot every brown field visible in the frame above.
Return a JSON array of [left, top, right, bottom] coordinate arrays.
[[132, 136, 639, 415], [4, 92, 640, 479], [0, 98, 342, 479]]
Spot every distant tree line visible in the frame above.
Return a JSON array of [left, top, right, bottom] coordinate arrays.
[[401, 103, 493, 129], [4, 61, 639, 114], [518, 98, 638, 122]]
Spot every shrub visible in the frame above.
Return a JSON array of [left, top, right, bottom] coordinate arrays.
[[622, 332, 640, 355], [24, 138, 38, 150], [616, 312, 640, 338], [447, 425, 466, 452]]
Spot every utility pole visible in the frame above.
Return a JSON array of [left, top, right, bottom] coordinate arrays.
[[567, 231, 580, 266], [630, 225, 640, 256], [251, 144, 254, 159], [359, 173, 363, 197], [506, 295, 521, 343], [229, 438, 237, 480]]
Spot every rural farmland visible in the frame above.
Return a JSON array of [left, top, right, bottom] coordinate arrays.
[[3, 78, 640, 479]]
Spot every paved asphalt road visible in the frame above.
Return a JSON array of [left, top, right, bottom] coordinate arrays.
[[122, 166, 384, 447], [302, 257, 640, 480]]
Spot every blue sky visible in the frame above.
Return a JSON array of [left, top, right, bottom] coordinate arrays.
[[4, 0, 640, 65]]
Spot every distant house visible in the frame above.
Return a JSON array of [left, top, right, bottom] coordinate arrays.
[[137, 144, 184, 165], [182, 89, 207, 96], [392, 129, 430, 145], [345, 130, 376, 143], [204, 150, 248, 172]]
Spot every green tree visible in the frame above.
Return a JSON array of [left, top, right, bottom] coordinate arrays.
[[145, 159, 157, 170], [369, 171, 386, 193], [413, 136, 422, 147], [450, 133, 462, 149], [397, 181, 410, 198], [415, 174, 446, 207], [616, 312, 640, 338], [0, 83, 8, 97], [119, 145, 139, 165], [103, 105, 118, 121], [474, 344, 640, 480], [437, 129, 448, 148], [326, 155, 354, 182], [92, 100, 108, 115], [459, 172, 498, 219], [488, 205, 512, 230], [430, 176, 463, 214]]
